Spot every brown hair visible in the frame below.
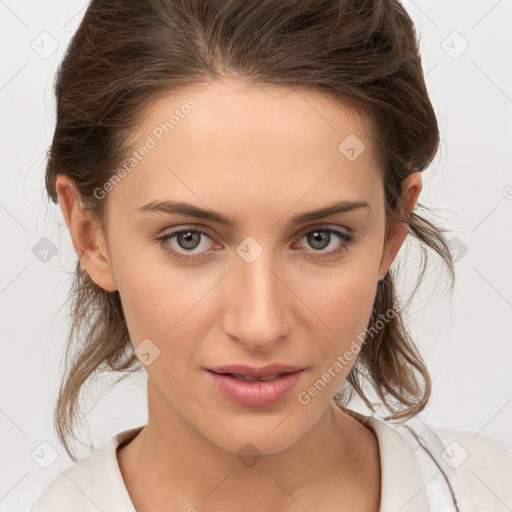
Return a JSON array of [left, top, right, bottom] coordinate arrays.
[[45, 0, 454, 459]]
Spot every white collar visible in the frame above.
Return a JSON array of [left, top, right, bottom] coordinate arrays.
[[33, 411, 478, 511]]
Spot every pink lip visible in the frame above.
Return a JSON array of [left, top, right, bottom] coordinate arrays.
[[205, 367, 305, 407]]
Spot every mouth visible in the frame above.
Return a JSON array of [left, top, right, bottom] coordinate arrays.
[[212, 372, 289, 382], [206, 363, 305, 380], [205, 365, 305, 407]]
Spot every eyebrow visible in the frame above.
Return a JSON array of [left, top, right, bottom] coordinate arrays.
[[136, 199, 371, 227]]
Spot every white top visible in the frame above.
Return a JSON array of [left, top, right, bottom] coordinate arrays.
[[25, 412, 512, 512]]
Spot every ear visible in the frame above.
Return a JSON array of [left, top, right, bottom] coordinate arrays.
[[56, 174, 118, 292], [377, 171, 422, 280]]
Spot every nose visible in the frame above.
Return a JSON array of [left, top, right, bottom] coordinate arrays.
[[221, 247, 293, 351]]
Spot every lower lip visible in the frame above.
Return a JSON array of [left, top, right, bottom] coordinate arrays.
[[206, 369, 304, 407]]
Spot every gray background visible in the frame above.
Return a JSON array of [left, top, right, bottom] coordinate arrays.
[[1, 0, 511, 509]]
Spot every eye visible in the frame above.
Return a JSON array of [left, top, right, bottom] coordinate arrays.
[[154, 227, 219, 262], [153, 225, 355, 263], [294, 227, 354, 260]]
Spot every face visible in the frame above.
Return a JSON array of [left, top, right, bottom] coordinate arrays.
[[59, 78, 418, 456]]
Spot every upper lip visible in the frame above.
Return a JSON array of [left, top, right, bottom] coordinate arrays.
[[206, 364, 305, 378]]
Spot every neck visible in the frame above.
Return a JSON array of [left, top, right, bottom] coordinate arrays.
[[117, 383, 380, 512]]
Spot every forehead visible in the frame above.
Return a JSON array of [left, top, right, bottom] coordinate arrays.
[[133, 78, 373, 154], [109, 78, 382, 218]]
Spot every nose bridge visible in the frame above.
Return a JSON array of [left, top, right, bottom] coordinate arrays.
[[223, 243, 292, 349]]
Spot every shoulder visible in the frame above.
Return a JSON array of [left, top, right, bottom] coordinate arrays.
[[29, 428, 142, 512], [434, 427, 512, 510], [358, 409, 512, 511]]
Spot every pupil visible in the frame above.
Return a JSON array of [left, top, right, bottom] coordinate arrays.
[[179, 231, 200, 250], [308, 230, 329, 250]]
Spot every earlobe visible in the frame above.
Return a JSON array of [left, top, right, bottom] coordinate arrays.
[[55, 175, 118, 292], [377, 171, 422, 280]]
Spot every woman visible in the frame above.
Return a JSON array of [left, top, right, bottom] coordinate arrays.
[[27, 0, 511, 511]]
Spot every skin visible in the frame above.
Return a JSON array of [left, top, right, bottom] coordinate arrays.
[[56, 78, 422, 512]]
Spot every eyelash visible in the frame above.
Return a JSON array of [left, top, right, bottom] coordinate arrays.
[[153, 226, 355, 262]]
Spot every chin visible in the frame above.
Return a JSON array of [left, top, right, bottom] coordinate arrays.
[[209, 428, 302, 458], [195, 406, 317, 457]]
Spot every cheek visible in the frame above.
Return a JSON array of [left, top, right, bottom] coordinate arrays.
[[303, 254, 378, 328], [108, 231, 191, 341], [110, 219, 380, 362], [117, 268, 204, 341], [112, 240, 221, 365], [297, 258, 378, 366], [335, 272, 376, 328]]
